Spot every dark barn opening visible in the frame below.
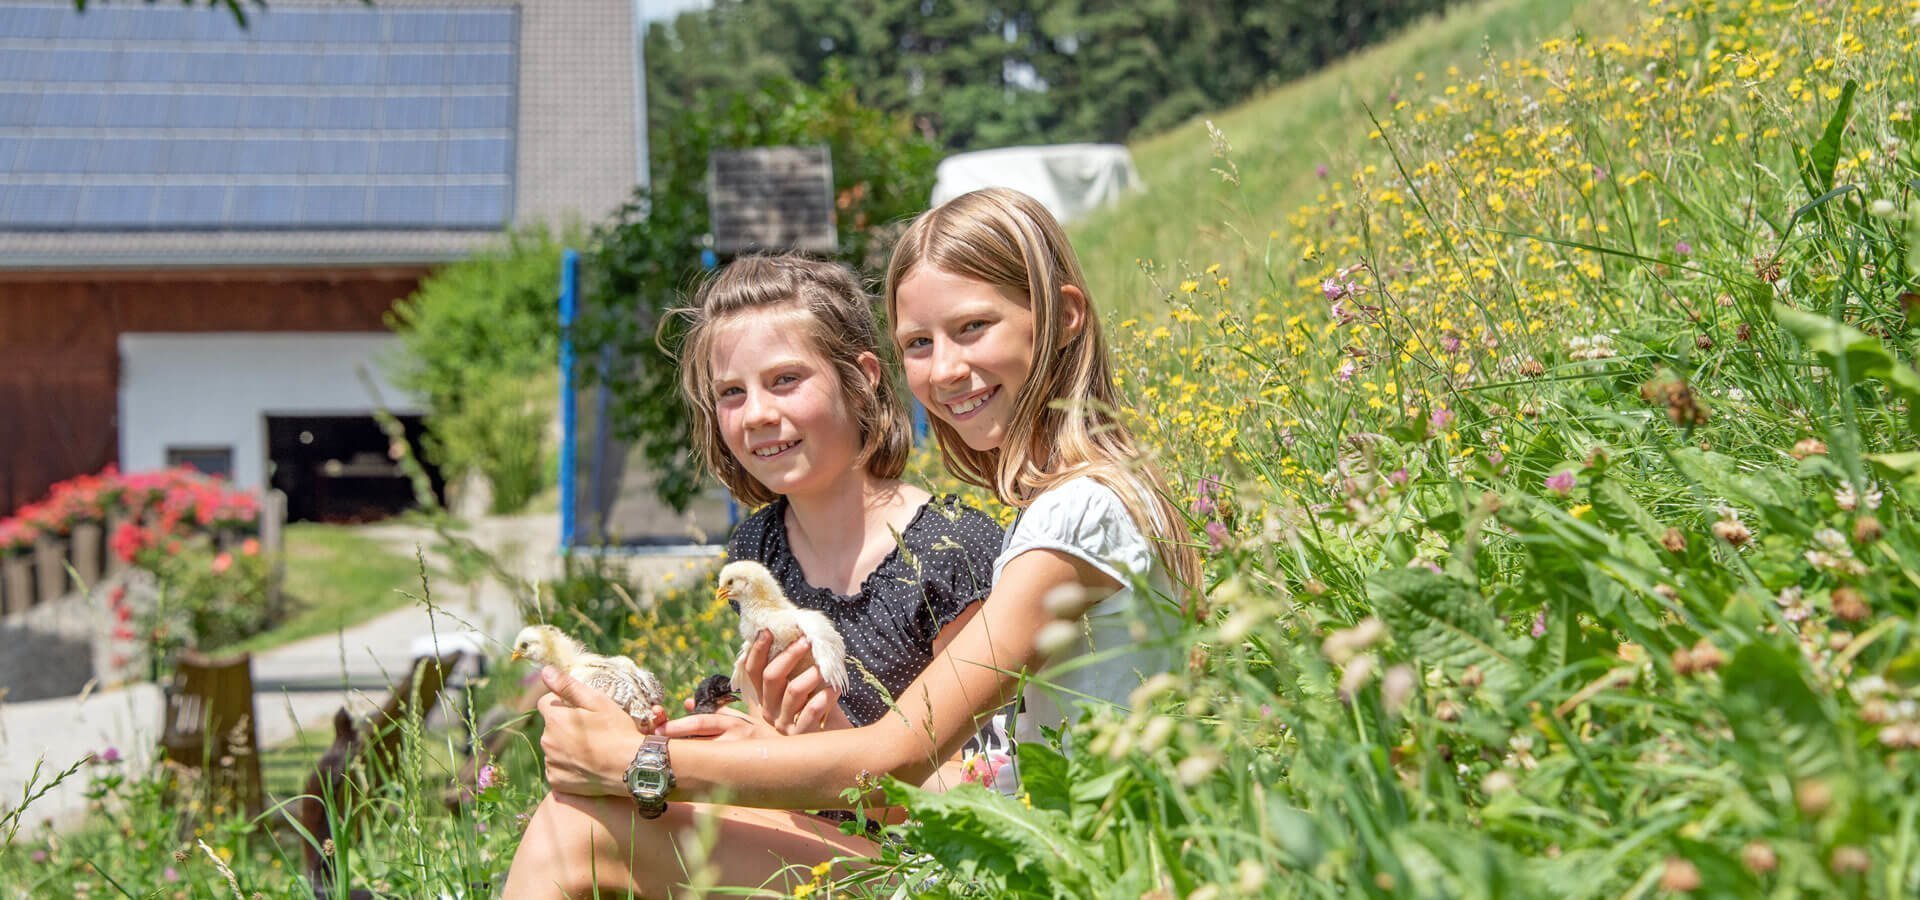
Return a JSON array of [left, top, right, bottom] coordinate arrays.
[[266, 415, 443, 524]]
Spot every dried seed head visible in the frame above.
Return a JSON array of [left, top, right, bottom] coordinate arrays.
[[1695, 334, 1714, 351], [1690, 639, 1724, 672], [1459, 664, 1485, 693], [1853, 516, 1883, 546], [1791, 438, 1828, 459], [1796, 779, 1833, 817], [1672, 647, 1696, 676], [1660, 528, 1687, 553], [1519, 358, 1546, 378], [1830, 846, 1871, 875], [1735, 322, 1752, 342], [1659, 856, 1702, 893], [1832, 586, 1869, 623], [1752, 255, 1783, 283], [1742, 841, 1778, 875], [1711, 519, 1752, 547], [1434, 699, 1462, 722]]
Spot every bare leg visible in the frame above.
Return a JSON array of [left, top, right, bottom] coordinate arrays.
[[501, 792, 879, 899]]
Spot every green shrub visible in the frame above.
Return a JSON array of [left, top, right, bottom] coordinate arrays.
[[385, 229, 570, 515]]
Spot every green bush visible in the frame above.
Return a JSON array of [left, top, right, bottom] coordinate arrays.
[[385, 229, 569, 515]]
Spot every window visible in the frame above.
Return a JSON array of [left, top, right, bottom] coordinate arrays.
[[166, 446, 233, 479]]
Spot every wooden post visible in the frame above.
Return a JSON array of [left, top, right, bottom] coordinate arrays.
[[69, 521, 103, 592], [33, 535, 68, 606], [1, 553, 31, 616]]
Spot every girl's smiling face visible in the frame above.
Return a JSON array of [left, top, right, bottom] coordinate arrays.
[[709, 311, 875, 499], [892, 265, 1037, 452]]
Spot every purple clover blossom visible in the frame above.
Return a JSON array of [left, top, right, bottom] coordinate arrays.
[[1545, 470, 1576, 496], [1675, 240, 1693, 256], [476, 763, 498, 793], [31, 851, 47, 864], [97, 746, 121, 764], [1440, 333, 1463, 353], [1429, 407, 1455, 431], [1315, 163, 1329, 179], [163, 867, 180, 883], [1389, 468, 1410, 487], [1531, 609, 1548, 639], [1205, 521, 1231, 553]]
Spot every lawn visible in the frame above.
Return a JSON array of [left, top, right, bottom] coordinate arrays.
[[214, 523, 429, 657]]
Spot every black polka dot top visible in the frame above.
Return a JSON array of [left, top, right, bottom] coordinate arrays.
[[724, 494, 1004, 727]]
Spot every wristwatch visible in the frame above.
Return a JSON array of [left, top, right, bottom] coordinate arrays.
[[624, 734, 674, 819]]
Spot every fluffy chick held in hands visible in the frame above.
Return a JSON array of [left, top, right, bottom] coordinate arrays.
[[718, 560, 849, 706], [511, 624, 666, 726]]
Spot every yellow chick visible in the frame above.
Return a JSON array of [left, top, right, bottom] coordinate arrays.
[[510, 624, 665, 720], [717, 561, 849, 707]]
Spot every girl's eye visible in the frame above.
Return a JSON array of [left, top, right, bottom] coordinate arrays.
[[903, 336, 931, 350], [717, 385, 744, 399], [773, 373, 800, 386], [961, 319, 989, 333]]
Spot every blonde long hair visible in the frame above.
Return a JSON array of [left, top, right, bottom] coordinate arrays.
[[666, 254, 914, 508], [884, 188, 1201, 595]]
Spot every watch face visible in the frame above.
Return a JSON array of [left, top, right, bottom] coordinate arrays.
[[631, 769, 670, 794]]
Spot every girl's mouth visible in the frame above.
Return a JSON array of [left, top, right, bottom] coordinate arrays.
[[752, 440, 800, 459], [945, 386, 998, 419]]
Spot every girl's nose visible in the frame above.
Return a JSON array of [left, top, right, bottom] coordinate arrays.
[[930, 340, 968, 385], [743, 390, 780, 427]]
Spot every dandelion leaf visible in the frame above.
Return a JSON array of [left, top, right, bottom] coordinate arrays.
[[1369, 567, 1526, 697], [1015, 742, 1072, 816], [884, 780, 1098, 898], [1799, 79, 1857, 196]]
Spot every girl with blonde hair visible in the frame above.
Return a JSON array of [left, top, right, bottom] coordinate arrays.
[[505, 191, 1198, 898]]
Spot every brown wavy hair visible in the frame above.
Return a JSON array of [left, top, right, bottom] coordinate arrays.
[[884, 188, 1201, 595], [665, 255, 913, 508]]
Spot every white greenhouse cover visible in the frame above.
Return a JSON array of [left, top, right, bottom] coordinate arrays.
[[930, 143, 1143, 223]]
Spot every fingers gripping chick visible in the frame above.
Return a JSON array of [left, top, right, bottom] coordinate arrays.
[[717, 561, 849, 709], [511, 624, 666, 721]]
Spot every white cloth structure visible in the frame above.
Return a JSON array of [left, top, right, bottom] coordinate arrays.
[[930, 144, 1144, 223]]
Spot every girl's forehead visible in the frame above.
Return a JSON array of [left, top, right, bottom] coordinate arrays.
[[708, 308, 833, 370]]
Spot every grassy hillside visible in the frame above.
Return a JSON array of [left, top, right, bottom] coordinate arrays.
[[1073, 0, 1630, 309]]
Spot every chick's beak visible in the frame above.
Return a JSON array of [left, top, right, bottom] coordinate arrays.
[[510, 648, 525, 662], [716, 584, 732, 604]]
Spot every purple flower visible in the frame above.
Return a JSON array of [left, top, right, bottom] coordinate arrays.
[[476, 763, 498, 793], [1389, 468, 1410, 487], [1545, 470, 1576, 496], [97, 746, 121, 764], [1530, 609, 1548, 639], [1592, 165, 1608, 181], [1191, 475, 1224, 517], [1335, 359, 1357, 383], [163, 867, 180, 883], [1315, 164, 1329, 179], [1205, 521, 1230, 553], [1440, 334, 1463, 353], [1429, 407, 1455, 431], [31, 850, 47, 864], [1674, 240, 1692, 256], [1322, 277, 1349, 301]]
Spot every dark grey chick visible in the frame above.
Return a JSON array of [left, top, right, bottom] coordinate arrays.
[[691, 674, 740, 715]]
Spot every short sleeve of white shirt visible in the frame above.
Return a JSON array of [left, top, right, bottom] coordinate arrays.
[[992, 476, 1181, 745]]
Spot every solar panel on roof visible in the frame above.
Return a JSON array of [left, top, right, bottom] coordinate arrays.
[[0, 2, 517, 232]]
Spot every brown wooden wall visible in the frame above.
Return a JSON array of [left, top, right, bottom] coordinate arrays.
[[0, 267, 430, 515]]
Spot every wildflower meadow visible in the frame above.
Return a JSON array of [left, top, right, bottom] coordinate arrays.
[[6, 0, 1920, 895]]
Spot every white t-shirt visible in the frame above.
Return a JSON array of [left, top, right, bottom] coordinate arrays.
[[959, 476, 1182, 794]]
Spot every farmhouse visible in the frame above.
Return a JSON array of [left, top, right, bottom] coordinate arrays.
[[0, 0, 643, 522]]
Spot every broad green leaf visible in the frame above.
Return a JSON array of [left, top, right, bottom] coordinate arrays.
[[1804, 79, 1858, 194], [1773, 302, 1920, 403], [1015, 742, 1072, 816], [1369, 567, 1527, 696]]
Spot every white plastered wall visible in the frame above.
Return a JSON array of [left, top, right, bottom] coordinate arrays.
[[118, 333, 421, 491]]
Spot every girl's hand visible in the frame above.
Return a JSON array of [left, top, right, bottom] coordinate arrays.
[[535, 666, 646, 798], [741, 631, 853, 735], [658, 708, 774, 742]]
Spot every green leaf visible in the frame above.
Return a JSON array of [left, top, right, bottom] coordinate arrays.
[[1369, 567, 1527, 696], [885, 781, 1099, 897], [1773, 302, 1920, 403], [1016, 742, 1072, 816], [1804, 79, 1859, 194]]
